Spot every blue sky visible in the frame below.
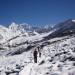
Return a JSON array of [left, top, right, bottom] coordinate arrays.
[[0, 0, 75, 26]]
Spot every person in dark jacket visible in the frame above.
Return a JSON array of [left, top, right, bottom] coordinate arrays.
[[33, 49, 38, 63], [37, 46, 41, 57]]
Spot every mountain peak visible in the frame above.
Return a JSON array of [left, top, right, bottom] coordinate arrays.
[[72, 20, 75, 22], [10, 22, 18, 26]]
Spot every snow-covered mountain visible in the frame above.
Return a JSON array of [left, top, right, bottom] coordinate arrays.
[[0, 23, 28, 43], [0, 19, 75, 75], [0, 22, 53, 54], [9, 22, 52, 33], [53, 19, 75, 33], [0, 19, 75, 52], [54, 19, 75, 34], [0, 23, 42, 42], [45, 19, 75, 39]]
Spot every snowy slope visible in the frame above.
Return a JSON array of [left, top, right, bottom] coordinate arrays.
[[53, 19, 75, 35], [45, 19, 75, 39], [0, 29, 55, 56], [0, 34, 75, 75], [19, 34, 75, 75]]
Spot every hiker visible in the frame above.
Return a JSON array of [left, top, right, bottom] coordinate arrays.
[[33, 49, 38, 63], [37, 46, 41, 57]]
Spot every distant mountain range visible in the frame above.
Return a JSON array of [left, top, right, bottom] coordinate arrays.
[[9, 22, 53, 33], [0, 22, 53, 44], [0, 19, 75, 42]]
